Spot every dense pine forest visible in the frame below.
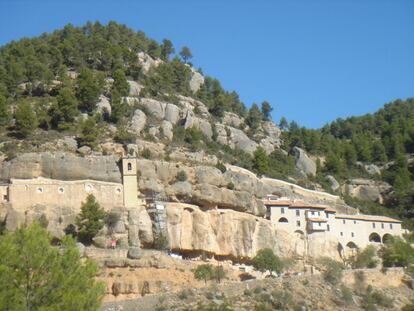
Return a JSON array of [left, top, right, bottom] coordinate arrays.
[[0, 21, 412, 229]]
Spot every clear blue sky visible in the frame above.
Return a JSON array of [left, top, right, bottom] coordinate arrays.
[[0, 0, 413, 128]]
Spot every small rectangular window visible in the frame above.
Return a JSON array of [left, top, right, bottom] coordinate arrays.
[[340, 232, 343, 236], [372, 223, 376, 228], [318, 211, 320, 216], [343, 219, 346, 224], [381, 223, 384, 229], [354, 220, 357, 224], [325, 212, 329, 218], [351, 232, 355, 237], [311, 211, 315, 216], [281, 208, 285, 214], [318, 222, 321, 226], [296, 220, 300, 227], [296, 210, 300, 216], [327, 224, 330, 231], [390, 223, 393, 229]]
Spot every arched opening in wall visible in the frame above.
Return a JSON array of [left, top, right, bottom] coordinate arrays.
[[127, 162, 132, 171], [278, 217, 288, 223], [337, 242, 344, 259], [37, 187, 43, 193], [382, 233, 393, 244], [369, 232, 381, 243], [294, 229, 305, 236], [58, 187, 64, 194], [345, 241, 358, 257]]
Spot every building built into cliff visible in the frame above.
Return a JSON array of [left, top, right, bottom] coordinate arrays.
[[263, 195, 403, 256]]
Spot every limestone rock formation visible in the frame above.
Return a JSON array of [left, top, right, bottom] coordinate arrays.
[[344, 179, 392, 204], [128, 109, 147, 135], [326, 175, 340, 191], [96, 95, 111, 115], [189, 69, 204, 93], [165, 203, 341, 260], [127, 80, 143, 96], [0, 152, 121, 183], [228, 127, 258, 155], [292, 146, 317, 176]]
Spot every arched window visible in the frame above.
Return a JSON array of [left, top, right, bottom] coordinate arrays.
[[369, 232, 381, 243], [278, 217, 288, 223], [127, 162, 132, 171]]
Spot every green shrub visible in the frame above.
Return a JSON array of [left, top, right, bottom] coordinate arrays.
[[352, 245, 379, 269], [362, 286, 393, 310], [114, 127, 135, 144], [153, 232, 169, 251], [141, 148, 152, 159], [215, 161, 227, 173], [318, 257, 344, 285], [252, 248, 283, 275], [380, 236, 414, 267], [226, 182, 234, 190], [339, 284, 353, 306], [176, 170, 188, 182], [194, 264, 214, 284]]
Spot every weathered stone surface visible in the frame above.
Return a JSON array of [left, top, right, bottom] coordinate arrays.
[[128, 109, 146, 135], [57, 136, 78, 152], [183, 111, 213, 139], [195, 166, 223, 187], [165, 203, 340, 260], [215, 123, 228, 145], [160, 120, 173, 140], [164, 104, 180, 125], [189, 69, 204, 93], [77, 146, 91, 155], [127, 80, 143, 96], [168, 149, 218, 165], [292, 147, 317, 176], [137, 52, 162, 73], [262, 121, 281, 141], [326, 175, 340, 191], [228, 127, 258, 154], [344, 179, 391, 204], [140, 98, 166, 119], [167, 181, 192, 198], [0, 152, 122, 183], [96, 95, 111, 115], [222, 112, 244, 128], [127, 247, 141, 259], [76, 242, 86, 257], [365, 164, 381, 176], [93, 236, 108, 248]]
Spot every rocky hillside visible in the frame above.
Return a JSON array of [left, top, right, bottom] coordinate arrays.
[[0, 21, 412, 230]]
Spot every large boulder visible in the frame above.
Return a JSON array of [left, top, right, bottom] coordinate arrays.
[[222, 112, 244, 128], [140, 98, 166, 119], [128, 109, 147, 135], [160, 120, 173, 140], [189, 69, 204, 93], [228, 127, 258, 155], [96, 95, 111, 116], [344, 179, 391, 204], [326, 175, 340, 191], [195, 166, 224, 187], [164, 104, 180, 125], [127, 80, 143, 96], [292, 147, 317, 176], [183, 111, 213, 139]]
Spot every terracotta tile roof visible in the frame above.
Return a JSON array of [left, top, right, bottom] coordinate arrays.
[[290, 201, 326, 209], [335, 214, 401, 223], [324, 207, 337, 213], [263, 199, 292, 206]]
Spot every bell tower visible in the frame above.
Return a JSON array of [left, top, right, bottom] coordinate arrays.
[[122, 157, 138, 208]]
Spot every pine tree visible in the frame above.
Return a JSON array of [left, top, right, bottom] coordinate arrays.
[[112, 68, 129, 97], [0, 94, 10, 126], [247, 103, 263, 131], [14, 100, 37, 137], [0, 223, 105, 311], [78, 117, 98, 149], [160, 39, 175, 61], [76, 67, 101, 112], [253, 147, 269, 176], [76, 194, 106, 244], [279, 117, 288, 130], [49, 87, 79, 129], [179, 46, 192, 63], [261, 101, 273, 120]]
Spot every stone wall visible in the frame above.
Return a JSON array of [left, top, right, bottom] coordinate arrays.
[[9, 177, 124, 211]]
